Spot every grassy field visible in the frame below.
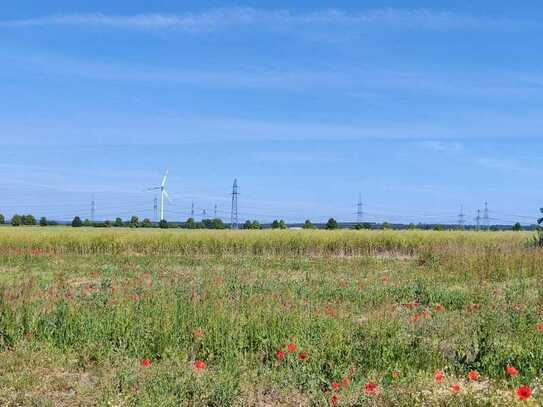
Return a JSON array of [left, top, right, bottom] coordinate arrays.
[[0, 228, 542, 406]]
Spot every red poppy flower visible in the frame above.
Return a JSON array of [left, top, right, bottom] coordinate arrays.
[[467, 370, 479, 381], [364, 382, 378, 396], [410, 313, 422, 323], [331, 382, 340, 392], [537, 323, 543, 333], [516, 385, 532, 400], [287, 342, 297, 353], [342, 377, 350, 388], [468, 303, 480, 312], [275, 351, 285, 362], [330, 394, 339, 406], [434, 370, 444, 383], [140, 358, 151, 368], [325, 305, 338, 318], [434, 304, 445, 313], [193, 329, 204, 340], [298, 351, 308, 362], [193, 360, 206, 370], [506, 366, 519, 377], [450, 384, 461, 394]]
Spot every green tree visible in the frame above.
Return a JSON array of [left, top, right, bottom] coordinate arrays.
[[114, 218, 124, 227], [325, 218, 338, 230], [202, 219, 213, 229], [142, 218, 153, 228], [512, 222, 523, 231], [83, 219, 92, 227], [11, 214, 22, 226], [22, 214, 37, 226], [72, 216, 83, 227], [382, 222, 391, 230], [408, 223, 417, 230], [243, 220, 261, 230], [185, 218, 197, 229], [303, 220, 315, 229], [211, 218, 225, 229], [104, 220, 112, 228], [129, 216, 140, 228], [271, 220, 280, 229], [363, 222, 372, 230], [39, 217, 48, 227], [530, 209, 543, 247], [159, 219, 168, 229], [433, 224, 445, 231], [0, 214, 4, 224]]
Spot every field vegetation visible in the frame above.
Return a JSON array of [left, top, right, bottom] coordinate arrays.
[[0, 228, 542, 405]]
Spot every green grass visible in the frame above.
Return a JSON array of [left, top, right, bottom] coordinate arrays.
[[0, 228, 542, 405]]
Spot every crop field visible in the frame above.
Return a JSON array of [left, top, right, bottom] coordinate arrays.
[[0, 228, 542, 406]]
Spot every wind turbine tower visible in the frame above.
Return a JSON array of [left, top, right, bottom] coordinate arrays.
[[148, 170, 170, 221]]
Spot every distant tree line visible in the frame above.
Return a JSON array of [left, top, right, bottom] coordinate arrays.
[[0, 212, 539, 232]]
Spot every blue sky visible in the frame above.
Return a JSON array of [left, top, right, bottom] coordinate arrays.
[[0, 1, 542, 224]]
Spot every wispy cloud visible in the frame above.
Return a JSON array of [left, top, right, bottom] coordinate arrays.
[[418, 140, 464, 153], [0, 8, 537, 31], [4, 51, 543, 100], [475, 158, 542, 174], [2, 112, 543, 145]]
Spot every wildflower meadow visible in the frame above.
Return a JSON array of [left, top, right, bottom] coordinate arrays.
[[0, 228, 542, 405]]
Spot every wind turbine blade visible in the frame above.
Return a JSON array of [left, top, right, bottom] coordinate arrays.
[[148, 187, 161, 191], [163, 190, 172, 203], [161, 170, 169, 187]]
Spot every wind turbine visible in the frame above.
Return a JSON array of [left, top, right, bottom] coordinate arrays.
[[148, 170, 170, 221]]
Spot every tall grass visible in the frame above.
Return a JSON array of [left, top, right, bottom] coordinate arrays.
[[0, 228, 530, 257]]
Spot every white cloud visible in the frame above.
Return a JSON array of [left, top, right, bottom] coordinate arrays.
[[0, 8, 536, 31], [418, 141, 464, 152]]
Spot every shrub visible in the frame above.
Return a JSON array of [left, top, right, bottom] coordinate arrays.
[[0, 214, 4, 224], [39, 217, 48, 227]]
